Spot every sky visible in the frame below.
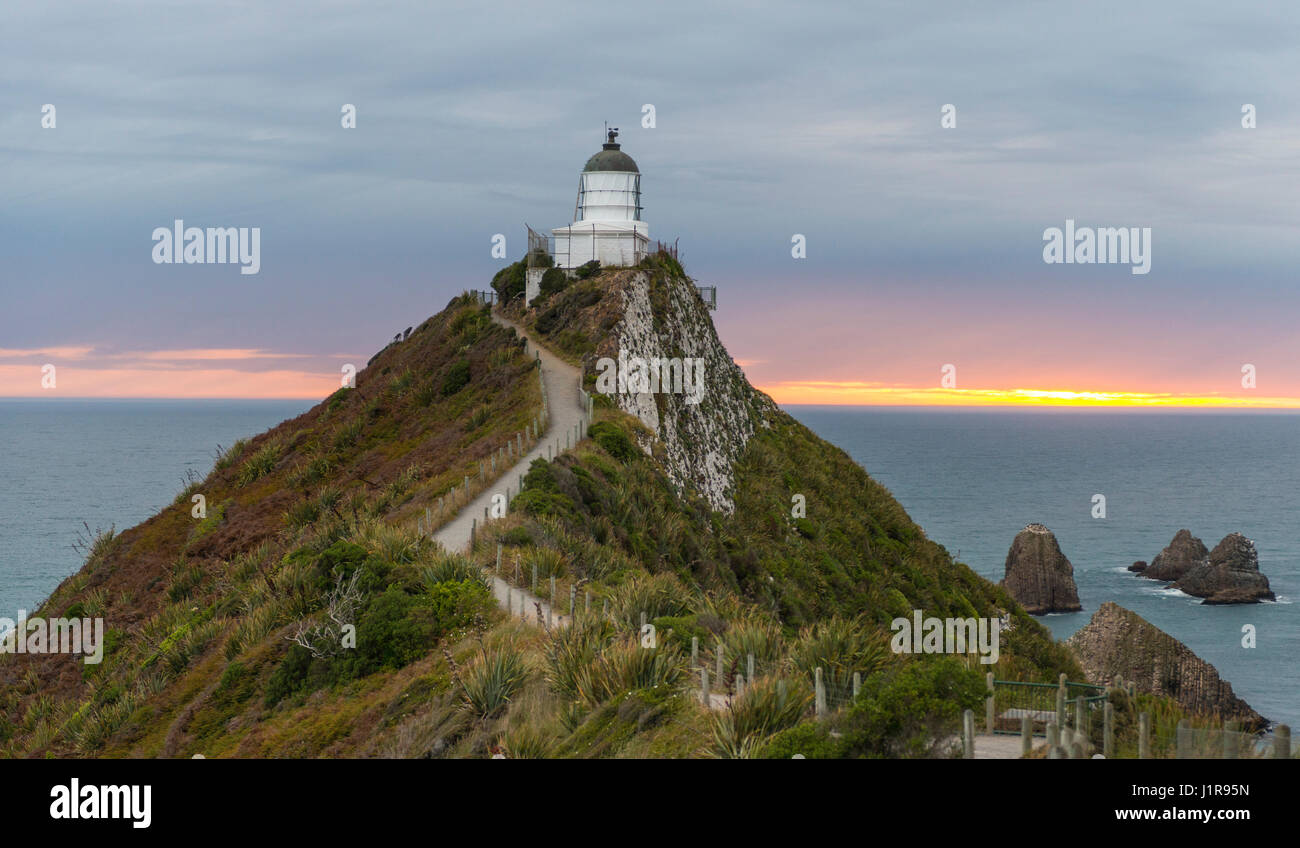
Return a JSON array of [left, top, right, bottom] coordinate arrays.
[[4, 0, 1300, 406]]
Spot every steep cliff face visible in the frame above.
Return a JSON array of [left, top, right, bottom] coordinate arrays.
[[1067, 602, 1264, 729], [999, 524, 1082, 614], [1174, 532, 1275, 604], [607, 270, 774, 513]]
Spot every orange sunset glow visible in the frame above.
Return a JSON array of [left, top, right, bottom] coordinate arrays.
[[6, 347, 1300, 408], [0, 348, 350, 399], [753, 380, 1300, 409]]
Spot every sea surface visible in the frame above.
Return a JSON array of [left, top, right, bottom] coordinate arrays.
[[0, 399, 310, 620], [789, 406, 1299, 730], [1, 400, 1295, 729]]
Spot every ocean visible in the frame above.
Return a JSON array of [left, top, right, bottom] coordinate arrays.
[[790, 406, 1299, 729], [1, 400, 1295, 728], [0, 399, 310, 621]]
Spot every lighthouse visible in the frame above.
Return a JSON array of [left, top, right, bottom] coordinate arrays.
[[551, 128, 649, 269]]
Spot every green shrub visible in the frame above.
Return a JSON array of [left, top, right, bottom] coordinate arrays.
[[214, 439, 248, 471], [607, 573, 696, 629], [588, 421, 637, 462], [351, 587, 438, 674], [710, 676, 812, 758], [721, 612, 785, 669], [574, 260, 600, 280], [422, 554, 487, 587], [545, 619, 616, 701], [571, 638, 685, 707], [426, 579, 494, 633], [491, 260, 527, 302], [332, 417, 365, 452], [763, 657, 984, 758], [788, 617, 891, 705], [461, 643, 528, 718], [237, 442, 282, 486], [499, 527, 534, 547], [441, 360, 471, 396], [539, 268, 568, 299], [284, 499, 321, 530]]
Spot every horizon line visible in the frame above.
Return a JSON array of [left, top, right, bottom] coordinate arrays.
[[7, 395, 1300, 413]]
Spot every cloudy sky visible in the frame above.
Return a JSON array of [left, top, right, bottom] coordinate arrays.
[[4, 0, 1300, 405]]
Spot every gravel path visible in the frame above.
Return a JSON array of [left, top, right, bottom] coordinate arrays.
[[431, 310, 586, 629]]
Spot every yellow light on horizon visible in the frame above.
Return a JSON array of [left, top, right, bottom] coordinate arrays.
[[754, 381, 1300, 409]]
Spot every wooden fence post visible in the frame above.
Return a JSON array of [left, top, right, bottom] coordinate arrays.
[[814, 667, 827, 719], [1224, 720, 1240, 759], [1139, 712, 1150, 759], [1075, 695, 1087, 742], [531, 562, 537, 593], [1275, 724, 1291, 759], [1047, 720, 1060, 758], [985, 672, 995, 734], [747, 653, 755, 683], [715, 641, 724, 683], [569, 585, 575, 618], [852, 671, 861, 700], [1021, 713, 1032, 757], [700, 668, 710, 706], [691, 636, 699, 666], [1176, 719, 1190, 759], [963, 709, 975, 759], [1056, 673, 1067, 730], [1103, 702, 1114, 758]]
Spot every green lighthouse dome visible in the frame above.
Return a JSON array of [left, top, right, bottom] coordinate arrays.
[[582, 128, 639, 173]]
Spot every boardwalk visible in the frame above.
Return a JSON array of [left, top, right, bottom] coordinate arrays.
[[973, 733, 1029, 759]]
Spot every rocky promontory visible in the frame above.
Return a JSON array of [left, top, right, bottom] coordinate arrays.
[[1142, 529, 1207, 582], [1000, 523, 1082, 614], [1067, 602, 1265, 729], [1174, 532, 1275, 605]]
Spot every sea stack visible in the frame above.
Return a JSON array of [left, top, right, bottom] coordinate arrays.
[[1142, 529, 1208, 582], [1000, 523, 1082, 614], [1067, 602, 1265, 729], [1174, 532, 1275, 605]]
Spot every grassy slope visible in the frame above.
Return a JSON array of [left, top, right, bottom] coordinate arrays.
[[0, 295, 541, 756], [502, 257, 1081, 683], [2, 265, 1091, 760]]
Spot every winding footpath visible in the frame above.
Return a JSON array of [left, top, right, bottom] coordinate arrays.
[[432, 311, 585, 629], [431, 312, 733, 710]]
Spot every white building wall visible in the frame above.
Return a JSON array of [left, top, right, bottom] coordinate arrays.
[[553, 222, 648, 269], [525, 268, 544, 306]]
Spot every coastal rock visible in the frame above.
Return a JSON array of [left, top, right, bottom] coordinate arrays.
[[1066, 602, 1265, 729], [1128, 560, 1147, 573], [604, 270, 776, 514], [1000, 523, 1082, 615], [1173, 533, 1274, 605], [1142, 529, 1207, 582]]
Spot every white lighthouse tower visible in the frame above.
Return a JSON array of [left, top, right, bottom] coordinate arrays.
[[551, 127, 648, 270]]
